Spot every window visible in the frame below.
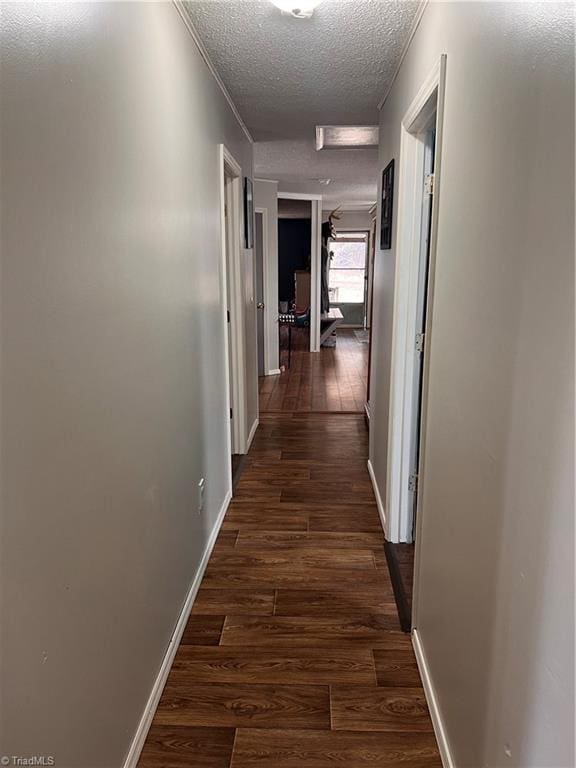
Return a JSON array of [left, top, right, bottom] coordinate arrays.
[[328, 232, 368, 304]]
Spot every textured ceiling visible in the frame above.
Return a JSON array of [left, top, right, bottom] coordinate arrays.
[[185, 0, 421, 206], [255, 139, 379, 207]]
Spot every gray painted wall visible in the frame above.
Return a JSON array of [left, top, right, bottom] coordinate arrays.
[[369, 2, 574, 766], [0, 3, 253, 765]]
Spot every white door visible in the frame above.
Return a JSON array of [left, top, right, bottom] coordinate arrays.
[[255, 212, 265, 377], [408, 128, 436, 536], [224, 174, 235, 451]]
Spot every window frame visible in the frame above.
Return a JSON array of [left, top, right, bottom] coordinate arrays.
[[328, 230, 370, 305]]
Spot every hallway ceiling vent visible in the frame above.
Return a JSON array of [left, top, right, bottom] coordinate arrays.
[[269, 0, 322, 19], [316, 125, 380, 150]]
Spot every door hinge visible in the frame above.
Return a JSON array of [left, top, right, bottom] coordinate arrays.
[[409, 473, 419, 493], [230, 408, 233, 419], [415, 332, 425, 353], [424, 173, 435, 196]]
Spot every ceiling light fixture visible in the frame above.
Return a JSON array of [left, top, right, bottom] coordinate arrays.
[[316, 125, 380, 150], [270, 0, 323, 19]]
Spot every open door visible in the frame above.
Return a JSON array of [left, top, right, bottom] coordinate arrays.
[[255, 210, 266, 377], [407, 128, 436, 537]]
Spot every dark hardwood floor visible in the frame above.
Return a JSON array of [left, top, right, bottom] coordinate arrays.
[[259, 328, 368, 413], [137, 414, 440, 768]]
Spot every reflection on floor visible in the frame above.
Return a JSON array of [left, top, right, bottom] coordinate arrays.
[[259, 328, 368, 413], [137, 413, 440, 768]]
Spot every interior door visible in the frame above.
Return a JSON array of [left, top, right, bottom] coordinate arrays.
[[408, 128, 436, 536], [255, 212, 265, 377], [224, 174, 235, 452]]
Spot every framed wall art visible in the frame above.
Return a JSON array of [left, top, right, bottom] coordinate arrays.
[[380, 159, 394, 250], [244, 177, 254, 249]]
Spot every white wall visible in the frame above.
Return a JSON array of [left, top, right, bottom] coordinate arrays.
[[369, 2, 574, 766], [254, 179, 280, 373], [0, 3, 253, 766]]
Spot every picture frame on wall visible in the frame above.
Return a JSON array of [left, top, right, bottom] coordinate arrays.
[[380, 159, 394, 250], [244, 177, 254, 249]]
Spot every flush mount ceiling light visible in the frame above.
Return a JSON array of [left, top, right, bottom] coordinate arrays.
[[316, 125, 380, 150], [270, 0, 323, 19]]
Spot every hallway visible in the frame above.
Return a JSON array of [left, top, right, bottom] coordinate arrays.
[[259, 329, 368, 413], [138, 413, 440, 767], [2, 3, 573, 766]]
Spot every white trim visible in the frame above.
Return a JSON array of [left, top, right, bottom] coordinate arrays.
[[173, 1, 253, 145], [218, 146, 234, 465], [377, 0, 428, 111], [412, 629, 455, 768], [123, 489, 232, 768], [278, 192, 323, 201], [385, 56, 446, 543], [411, 56, 447, 625], [246, 417, 259, 451], [367, 459, 386, 533], [254, 177, 279, 184], [267, 368, 281, 376], [220, 145, 248, 454], [402, 58, 443, 131], [255, 207, 270, 376], [310, 199, 322, 352]]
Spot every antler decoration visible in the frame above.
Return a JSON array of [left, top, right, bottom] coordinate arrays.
[[328, 206, 342, 226]]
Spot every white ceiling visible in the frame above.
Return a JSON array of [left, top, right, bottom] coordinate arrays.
[[185, 0, 422, 206], [256, 138, 379, 207]]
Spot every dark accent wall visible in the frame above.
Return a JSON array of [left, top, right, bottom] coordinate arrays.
[[278, 218, 311, 303]]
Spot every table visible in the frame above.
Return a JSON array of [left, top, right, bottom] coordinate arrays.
[[320, 308, 344, 346]]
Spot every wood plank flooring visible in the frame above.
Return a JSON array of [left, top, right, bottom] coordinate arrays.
[[259, 329, 368, 412], [137, 413, 440, 768]]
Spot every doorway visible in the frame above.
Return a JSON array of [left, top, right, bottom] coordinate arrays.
[[259, 200, 370, 414], [384, 56, 446, 631], [219, 145, 247, 481], [255, 209, 267, 378]]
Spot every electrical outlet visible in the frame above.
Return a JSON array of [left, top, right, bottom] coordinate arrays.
[[198, 478, 205, 514]]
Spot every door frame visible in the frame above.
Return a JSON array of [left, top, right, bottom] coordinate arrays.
[[277, 192, 322, 352], [365, 206, 378, 421], [254, 206, 270, 376], [385, 55, 447, 544], [219, 144, 247, 455]]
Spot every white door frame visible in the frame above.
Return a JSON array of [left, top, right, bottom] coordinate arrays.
[[255, 206, 269, 376], [277, 192, 322, 352], [219, 144, 247, 455], [385, 55, 447, 544]]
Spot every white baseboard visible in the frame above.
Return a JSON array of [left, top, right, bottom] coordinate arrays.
[[122, 488, 232, 768], [246, 418, 259, 451], [367, 458, 386, 534], [266, 368, 281, 376], [412, 629, 454, 768]]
